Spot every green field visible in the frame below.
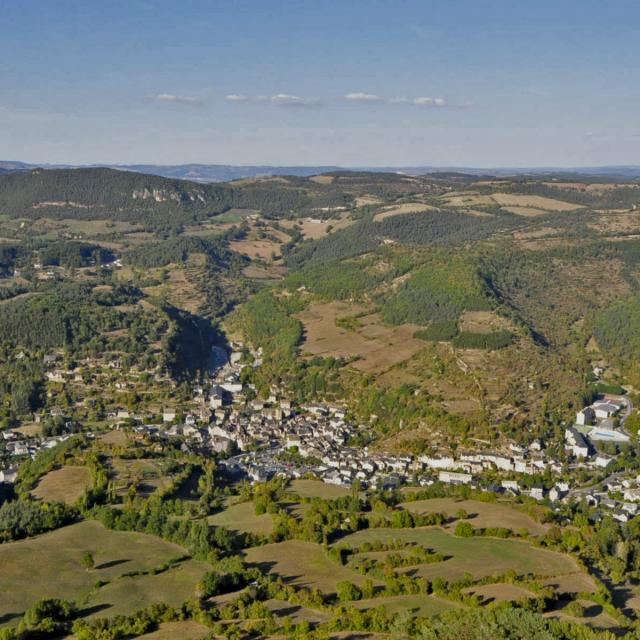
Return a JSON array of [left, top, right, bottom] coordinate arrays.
[[244, 540, 378, 594], [207, 499, 274, 536], [400, 498, 548, 536], [287, 479, 351, 499], [31, 465, 91, 505], [337, 527, 579, 581], [0, 520, 209, 624], [137, 620, 211, 639], [354, 593, 461, 617]]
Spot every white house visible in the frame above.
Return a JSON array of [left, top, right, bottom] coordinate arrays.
[[438, 471, 472, 485], [593, 402, 620, 419], [576, 407, 595, 426], [595, 454, 614, 469], [565, 427, 590, 458], [529, 486, 545, 501]]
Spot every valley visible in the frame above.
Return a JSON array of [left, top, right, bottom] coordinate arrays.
[[1, 166, 640, 638]]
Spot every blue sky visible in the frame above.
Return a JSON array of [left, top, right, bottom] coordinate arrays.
[[1, 0, 639, 166]]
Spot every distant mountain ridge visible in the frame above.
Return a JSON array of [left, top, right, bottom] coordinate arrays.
[[1, 160, 640, 182]]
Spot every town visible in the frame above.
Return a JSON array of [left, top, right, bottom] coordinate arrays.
[[3, 342, 639, 529]]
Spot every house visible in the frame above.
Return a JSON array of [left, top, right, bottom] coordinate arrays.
[[623, 488, 640, 502], [420, 456, 456, 470], [530, 439, 543, 452], [0, 468, 18, 484], [565, 427, 590, 458], [593, 402, 620, 419], [549, 484, 569, 502], [501, 479, 520, 493], [595, 454, 614, 469], [162, 409, 176, 423], [576, 407, 595, 426], [529, 486, 545, 501], [438, 471, 472, 485]]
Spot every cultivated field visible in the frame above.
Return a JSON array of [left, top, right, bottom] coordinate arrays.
[[86, 560, 208, 618], [31, 465, 90, 505], [457, 310, 515, 334], [229, 238, 282, 260], [355, 594, 460, 617], [280, 214, 354, 240], [109, 457, 172, 498], [399, 499, 548, 536], [296, 301, 426, 373], [373, 202, 435, 222], [99, 429, 130, 447], [208, 499, 274, 536], [287, 479, 351, 499], [263, 599, 331, 624], [244, 540, 375, 593], [137, 621, 211, 640], [544, 599, 620, 631], [442, 192, 582, 214], [490, 193, 583, 211], [0, 520, 208, 624], [463, 583, 536, 604], [337, 528, 579, 581]]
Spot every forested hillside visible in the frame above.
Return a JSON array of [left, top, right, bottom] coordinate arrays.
[[2, 167, 640, 432]]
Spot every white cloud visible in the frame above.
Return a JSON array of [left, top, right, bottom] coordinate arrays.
[[226, 93, 319, 107], [391, 96, 448, 107], [344, 92, 382, 102], [269, 93, 319, 106], [345, 93, 449, 107], [149, 93, 201, 105]]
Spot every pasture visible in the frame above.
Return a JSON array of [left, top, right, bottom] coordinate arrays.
[[288, 479, 351, 500], [244, 540, 375, 594], [373, 202, 435, 222], [442, 192, 582, 213], [280, 214, 354, 240], [463, 583, 536, 605], [109, 457, 172, 498], [263, 599, 330, 624], [99, 429, 129, 447], [0, 520, 208, 624], [336, 528, 579, 581], [399, 498, 548, 536], [296, 301, 426, 373], [544, 599, 620, 632], [31, 465, 91, 505], [137, 620, 211, 639], [458, 310, 515, 334], [208, 499, 274, 536], [230, 238, 282, 260], [355, 594, 460, 617]]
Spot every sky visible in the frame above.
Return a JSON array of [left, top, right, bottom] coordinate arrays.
[[1, 0, 639, 167]]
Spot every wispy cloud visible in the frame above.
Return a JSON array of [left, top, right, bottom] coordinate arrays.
[[148, 93, 201, 105], [225, 92, 455, 109], [225, 93, 320, 107], [388, 96, 448, 106], [344, 92, 383, 102], [345, 93, 449, 107]]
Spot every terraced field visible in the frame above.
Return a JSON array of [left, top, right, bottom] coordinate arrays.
[[337, 527, 580, 581]]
